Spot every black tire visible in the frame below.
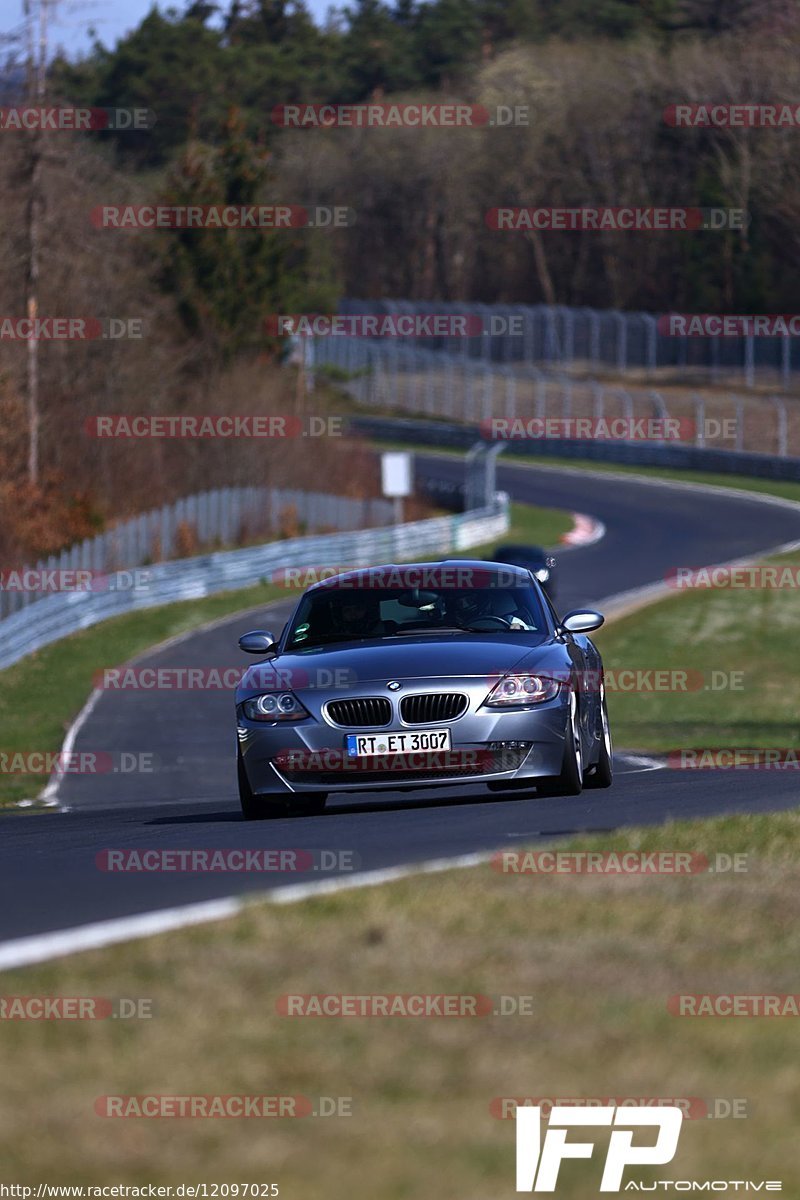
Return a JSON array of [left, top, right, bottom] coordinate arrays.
[[537, 690, 584, 797], [584, 682, 613, 789], [238, 751, 287, 820]]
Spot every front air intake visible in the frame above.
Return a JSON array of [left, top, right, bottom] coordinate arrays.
[[400, 693, 468, 724], [326, 697, 392, 727]]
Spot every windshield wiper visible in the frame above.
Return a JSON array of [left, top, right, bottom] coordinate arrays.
[[386, 625, 475, 636], [288, 634, 378, 649]]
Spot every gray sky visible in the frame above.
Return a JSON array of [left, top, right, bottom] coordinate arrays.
[[0, 0, 337, 61]]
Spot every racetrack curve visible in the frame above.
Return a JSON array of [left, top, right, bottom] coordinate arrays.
[[2, 458, 800, 950]]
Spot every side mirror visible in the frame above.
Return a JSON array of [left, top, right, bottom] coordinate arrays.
[[238, 630, 277, 655], [560, 610, 604, 634]]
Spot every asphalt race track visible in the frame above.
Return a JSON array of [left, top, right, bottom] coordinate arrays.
[[3, 458, 800, 948]]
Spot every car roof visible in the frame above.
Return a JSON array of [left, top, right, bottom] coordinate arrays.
[[306, 559, 533, 592], [493, 544, 546, 557]]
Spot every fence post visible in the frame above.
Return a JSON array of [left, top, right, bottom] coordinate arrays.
[[592, 382, 604, 423], [544, 307, 558, 364], [535, 378, 546, 421], [744, 334, 755, 389], [422, 349, 436, 415], [589, 310, 600, 368], [482, 364, 493, 423], [503, 367, 516, 420], [614, 312, 627, 372], [694, 395, 705, 446], [650, 390, 669, 421], [523, 308, 535, 364], [773, 397, 788, 456], [643, 314, 658, 373]]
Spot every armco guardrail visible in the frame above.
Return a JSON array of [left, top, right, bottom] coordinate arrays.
[[0, 485, 395, 622], [349, 416, 800, 482], [0, 496, 509, 672]]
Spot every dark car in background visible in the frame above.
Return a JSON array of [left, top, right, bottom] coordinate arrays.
[[491, 544, 558, 602]]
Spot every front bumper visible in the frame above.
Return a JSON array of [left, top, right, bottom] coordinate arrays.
[[237, 676, 569, 795]]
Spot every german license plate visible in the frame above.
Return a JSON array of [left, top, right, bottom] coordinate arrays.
[[345, 729, 452, 757]]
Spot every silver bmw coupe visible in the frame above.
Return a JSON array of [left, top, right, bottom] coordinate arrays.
[[235, 560, 612, 818]]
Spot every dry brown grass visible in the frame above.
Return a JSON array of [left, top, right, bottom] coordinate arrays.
[[1, 811, 799, 1195]]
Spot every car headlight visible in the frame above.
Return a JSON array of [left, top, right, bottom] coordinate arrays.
[[484, 675, 560, 707], [534, 568, 550, 582], [242, 692, 310, 722]]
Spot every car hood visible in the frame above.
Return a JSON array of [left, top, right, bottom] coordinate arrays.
[[237, 632, 556, 693]]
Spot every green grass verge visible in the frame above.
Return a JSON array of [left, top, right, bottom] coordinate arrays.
[[594, 548, 800, 752], [0, 581, 285, 809], [0, 809, 798, 1192], [469, 500, 574, 556], [0, 500, 572, 810], [513, 455, 800, 505]]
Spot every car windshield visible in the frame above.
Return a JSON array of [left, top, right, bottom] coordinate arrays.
[[285, 582, 547, 650]]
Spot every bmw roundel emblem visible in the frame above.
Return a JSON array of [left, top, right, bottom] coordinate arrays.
[[387, 681, 401, 691]]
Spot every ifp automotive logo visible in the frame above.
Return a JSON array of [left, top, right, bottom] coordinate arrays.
[[515, 1104, 683, 1191]]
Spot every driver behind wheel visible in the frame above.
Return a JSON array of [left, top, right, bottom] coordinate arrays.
[[483, 590, 536, 630], [449, 589, 535, 630], [331, 592, 383, 639]]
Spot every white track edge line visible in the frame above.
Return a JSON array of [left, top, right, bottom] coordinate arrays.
[[0, 753, 672, 971], [0, 897, 242, 972], [27, 596, 296, 811], [0, 852, 493, 971]]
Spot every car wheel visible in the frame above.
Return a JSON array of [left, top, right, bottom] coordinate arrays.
[[538, 690, 584, 796], [238, 750, 287, 820], [585, 682, 613, 789]]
